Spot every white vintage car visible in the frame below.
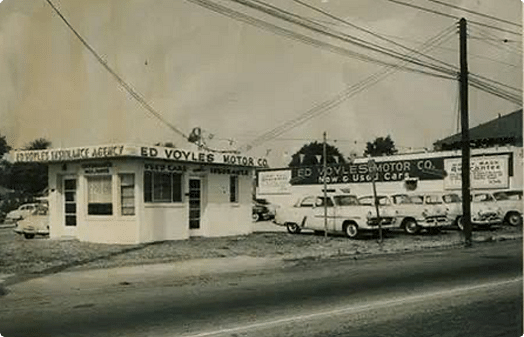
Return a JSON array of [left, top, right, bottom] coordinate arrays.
[[491, 190, 522, 227], [450, 192, 503, 230], [14, 205, 49, 239], [5, 203, 44, 224], [385, 193, 450, 234], [273, 194, 397, 238]]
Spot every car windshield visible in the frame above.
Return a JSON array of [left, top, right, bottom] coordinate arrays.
[[255, 199, 270, 205], [392, 194, 411, 204], [409, 195, 424, 204], [472, 193, 494, 202], [358, 196, 390, 206], [442, 194, 461, 203], [334, 195, 359, 206], [425, 195, 443, 205], [493, 191, 522, 201]]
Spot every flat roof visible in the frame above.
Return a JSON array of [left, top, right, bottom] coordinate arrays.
[[10, 144, 269, 168]]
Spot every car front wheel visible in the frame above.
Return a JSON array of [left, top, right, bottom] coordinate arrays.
[[505, 212, 522, 227], [403, 219, 420, 235], [344, 222, 359, 239], [286, 222, 301, 234], [252, 213, 260, 222], [24, 233, 35, 239]]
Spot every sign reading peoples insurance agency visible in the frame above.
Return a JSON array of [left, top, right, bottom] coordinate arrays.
[[12, 144, 269, 168]]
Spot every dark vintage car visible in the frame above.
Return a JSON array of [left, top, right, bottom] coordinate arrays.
[[252, 202, 272, 222]]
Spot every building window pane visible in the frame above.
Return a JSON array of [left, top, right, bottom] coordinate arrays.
[[230, 175, 238, 203], [144, 172, 183, 203], [87, 175, 113, 215], [153, 172, 171, 202], [144, 171, 152, 202], [120, 174, 135, 216], [172, 173, 182, 202]]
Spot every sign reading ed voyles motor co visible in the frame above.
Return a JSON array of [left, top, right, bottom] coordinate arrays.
[[12, 144, 269, 168]]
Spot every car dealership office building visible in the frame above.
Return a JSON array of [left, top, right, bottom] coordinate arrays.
[[12, 144, 269, 244]]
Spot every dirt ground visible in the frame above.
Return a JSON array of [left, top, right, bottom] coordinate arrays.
[[0, 222, 521, 278]]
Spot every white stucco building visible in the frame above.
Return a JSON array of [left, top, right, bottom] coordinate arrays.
[[12, 144, 269, 244]]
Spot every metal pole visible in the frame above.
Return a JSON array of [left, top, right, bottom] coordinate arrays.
[[323, 132, 328, 239], [368, 159, 382, 243], [459, 18, 472, 247]]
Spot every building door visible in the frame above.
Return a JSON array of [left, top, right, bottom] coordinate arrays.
[[63, 177, 77, 227], [188, 178, 201, 230]]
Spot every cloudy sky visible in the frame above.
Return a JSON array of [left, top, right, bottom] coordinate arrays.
[[0, 0, 521, 166]]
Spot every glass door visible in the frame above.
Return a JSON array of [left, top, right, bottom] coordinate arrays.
[[188, 178, 201, 229], [64, 178, 77, 226]]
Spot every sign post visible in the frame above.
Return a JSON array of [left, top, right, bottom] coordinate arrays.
[[368, 159, 383, 244]]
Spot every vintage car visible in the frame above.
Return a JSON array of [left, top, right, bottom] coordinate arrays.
[[385, 193, 450, 234], [14, 205, 49, 239], [254, 198, 277, 219], [252, 202, 271, 222], [5, 203, 44, 224], [273, 194, 397, 238], [491, 190, 522, 227], [451, 192, 503, 230]]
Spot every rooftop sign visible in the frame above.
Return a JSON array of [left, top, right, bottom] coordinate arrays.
[[12, 144, 270, 168]]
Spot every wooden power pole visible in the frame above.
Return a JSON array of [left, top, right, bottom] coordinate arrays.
[[459, 18, 472, 247], [323, 132, 328, 239]]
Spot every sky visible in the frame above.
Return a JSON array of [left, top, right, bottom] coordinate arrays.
[[0, 0, 521, 167]]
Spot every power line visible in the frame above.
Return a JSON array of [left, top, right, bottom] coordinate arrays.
[[291, 0, 457, 75], [382, 0, 521, 36], [43, 0, 188, 141], [225, 0, 457, 77], [187, 0, 456, 79], [239, 26, 457, 151], [424, 0, 521, 28], [44, 0, 239, 154]]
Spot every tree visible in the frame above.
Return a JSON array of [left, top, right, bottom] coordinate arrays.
[[288, 141, 346, 167], [363, 135, 398, 157], [24, 138, 51, 150], [0, 134, 11, 158], [2, 138, 51, 195]]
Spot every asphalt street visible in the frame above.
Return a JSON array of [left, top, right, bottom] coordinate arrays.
[[1, 240, 522, 337]]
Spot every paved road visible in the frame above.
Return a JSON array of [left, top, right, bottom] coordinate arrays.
[[1, 241, 522, 337]]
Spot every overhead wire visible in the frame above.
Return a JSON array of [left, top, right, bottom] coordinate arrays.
[[382, 0, 521, 36], [186, 0, 456, 79], [423, 0, 521, 28], [238, 26, 458, 152], [44, 0, 239, 154], [226, 0, 458, 77]]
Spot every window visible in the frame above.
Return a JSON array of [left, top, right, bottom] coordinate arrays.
[[87, 175, 113, 215], [300, 196, 316, 207], [316, 197, 334, 207], [120, 174, 135, 216], [144, 172, 183, 203], [230, 175, 238, 203]]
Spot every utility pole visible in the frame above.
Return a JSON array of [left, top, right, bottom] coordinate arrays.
[[459, 18, 472, 247], [323, 132, 328, 239], [368, 159, 383, 244]]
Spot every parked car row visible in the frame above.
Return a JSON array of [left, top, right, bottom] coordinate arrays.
[[272, 190, 522, 239]]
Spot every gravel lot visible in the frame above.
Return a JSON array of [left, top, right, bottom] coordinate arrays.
[[0, 222, 521, 278]]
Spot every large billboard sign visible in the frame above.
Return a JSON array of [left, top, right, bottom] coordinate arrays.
[[444, 155, 509, 189], [290, 158, 445, 185]]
